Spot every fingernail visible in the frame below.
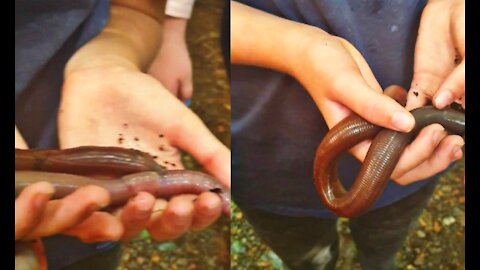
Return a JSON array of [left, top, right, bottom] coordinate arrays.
[[184, 99, 192, 107], [435, 91, 453, 109], [37, 183, 55, 196], [392, 112, 414, 132], [453, 145, 464, 160]]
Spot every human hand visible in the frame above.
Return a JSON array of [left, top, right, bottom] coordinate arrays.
[[15, 181, 121, 242], [148, 16, 193, 101], [15, 126, 28, 149], [407, 0, 465, 110], [231, 2, 463, 185], [58, 67, 230, 242], [293, 32, 463, 185], [15, 126, 123, 243]]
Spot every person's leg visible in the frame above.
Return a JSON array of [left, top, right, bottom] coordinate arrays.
[[241, 207, 339, 270], [60, 244, 122, 270], [43, 236, 122, 270], [349, 179, 438, 270]]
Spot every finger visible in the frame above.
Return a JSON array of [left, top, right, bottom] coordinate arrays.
[[346, 86, 409, 162], [408, 2, 456, 110], [22, 185, 110, 240], [179, 75, 193, 101], [148, 61, 180, 97], [395, 135, 464, 185], [384, 85, 408, 107], [451, 0, 465, 57], [406, 88, 430, 111], [63, 212, 124, 243], [154, 72, 180, 98], [390, 124, 447, 179], [164, 79, 180, 98], [132, 79, 230, 187], [166, 113, 231, 187], [330, 71, 415, 132], [150, 199, 168, 220], [190, 192, 222, 231], [147, 195, 194, 242], [15, 182, 54, 240], [115, 192, 156, 241], [434, 60, 465, 109]]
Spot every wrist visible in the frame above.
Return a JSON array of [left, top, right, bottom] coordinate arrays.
[[285, 26, 335, 83], [162, 16, 188, 43], [65, 5, 163, 76]]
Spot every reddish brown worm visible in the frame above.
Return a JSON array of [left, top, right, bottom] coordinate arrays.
[[15, 147, 230, 216], [314, 106, 465, 218]]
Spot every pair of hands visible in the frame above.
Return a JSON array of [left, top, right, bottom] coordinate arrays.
[[289, 0, 464, 185], [15, 29, 226, 244]]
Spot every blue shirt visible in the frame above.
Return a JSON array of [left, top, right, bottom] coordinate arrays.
[[15, 0, 117, 268], [231, 0, 444, 218]]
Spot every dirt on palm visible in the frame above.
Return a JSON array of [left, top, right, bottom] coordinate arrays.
[[118, 0, 230, 269]]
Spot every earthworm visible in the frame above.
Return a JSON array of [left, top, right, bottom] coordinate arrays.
[[15, 147, 165, 177], [313, 105, 465, 218], [15, 146, 230, 216]]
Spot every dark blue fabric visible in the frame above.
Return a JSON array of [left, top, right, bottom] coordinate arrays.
[[15, 1, 118, 269], [15, 0, 109, 149], [231, 0, 448, 218]]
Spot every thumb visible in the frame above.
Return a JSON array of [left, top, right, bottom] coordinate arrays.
[[433, 60, 465, 109], [332, 70, 415, 132], [171, 116, 230, 188]]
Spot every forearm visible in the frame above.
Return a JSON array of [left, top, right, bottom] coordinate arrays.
[[65, 0, 165, 75], [162, 16, 188, 43], [231, 1, 331, 77], [15, 126, 28, 149], [161, 0, 194, 42]]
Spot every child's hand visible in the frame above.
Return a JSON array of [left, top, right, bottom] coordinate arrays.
[[148, 17, 193, 101]]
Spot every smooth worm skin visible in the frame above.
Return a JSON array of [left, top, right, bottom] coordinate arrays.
[[15, 146, 230, 217], [15, 146, 165, 177], [314, 106, 465, 218], [15, 171, 230, 216]]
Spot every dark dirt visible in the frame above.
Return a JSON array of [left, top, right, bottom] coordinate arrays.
[[118, 0, 230, 269]]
